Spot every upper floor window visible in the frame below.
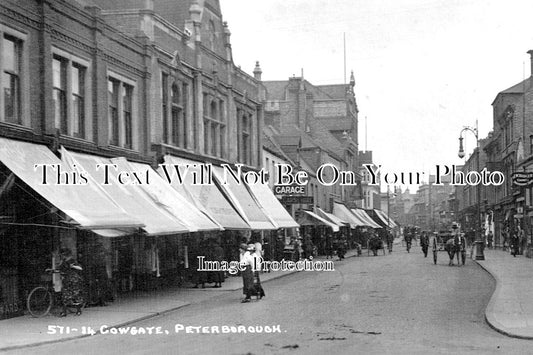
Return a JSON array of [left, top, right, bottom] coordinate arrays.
[[209, 20, 216, 51], [171, 83, 185, 148], [161, 72, 169, 144], [239, 110, 252, 165], [52, 48, 89, 139], [203, 94, 225, 158], [162, 75, 188, 149], [53, 56, 67, 134], [3, 35, 21, 124], [107, 72, 137, 150]]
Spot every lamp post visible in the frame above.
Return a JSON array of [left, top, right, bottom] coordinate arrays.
[[458, 121, 485, 260]]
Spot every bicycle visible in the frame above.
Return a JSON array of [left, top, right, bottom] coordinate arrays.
[[26, 269, 85, 317]]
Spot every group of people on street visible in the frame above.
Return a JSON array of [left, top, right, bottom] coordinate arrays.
[[239, 242, 265, 303], [498, 225, 528, 257]]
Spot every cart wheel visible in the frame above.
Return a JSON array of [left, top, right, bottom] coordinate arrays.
[[433, 251, 437, 264]]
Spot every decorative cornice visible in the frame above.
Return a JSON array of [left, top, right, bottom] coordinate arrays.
[[0, 5, 41, 31]]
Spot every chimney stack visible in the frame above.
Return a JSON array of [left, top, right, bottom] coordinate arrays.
[[253, 61, 262, 81], [528, 50, 533, 78]]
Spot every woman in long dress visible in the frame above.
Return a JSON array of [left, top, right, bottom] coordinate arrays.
[[58, 248, 85, 316], [239, 243, 255, 303]]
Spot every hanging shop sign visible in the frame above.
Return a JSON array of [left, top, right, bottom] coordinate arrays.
[[274, 184, 307, 196], [512, 171, 533, 186]]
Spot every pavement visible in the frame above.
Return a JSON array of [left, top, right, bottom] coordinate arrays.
[[476, 248, 533, 339], [2, 246, 533, 351], [0, 250, 358, 352]]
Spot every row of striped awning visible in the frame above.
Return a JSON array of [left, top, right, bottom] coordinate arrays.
[[0, 138, 299, 236]]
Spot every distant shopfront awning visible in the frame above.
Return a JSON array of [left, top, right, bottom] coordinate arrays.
[[0, 138, 142, 231], [351, 208, 382, 228], [246, 182, 299, 229], [298, 210, 339, 232], [160, 156, 250, 230], [315, 207, 348, 228], [332, 202, 366, 228], [213, 166, 276, 230], [374, 209, 398, 228], [61, 148, 188, 236]]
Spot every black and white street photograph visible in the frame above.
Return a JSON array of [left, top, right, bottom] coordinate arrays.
[[1, 0, 533, 354]]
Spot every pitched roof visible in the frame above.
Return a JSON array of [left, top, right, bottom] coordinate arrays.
[[306, 119, 345, 154], [492, 77, 531, 105], [499, 77, 530, 94], [263, 81, 289, 100], [318, 117, 354, 131], [315, 84, 347, 99]]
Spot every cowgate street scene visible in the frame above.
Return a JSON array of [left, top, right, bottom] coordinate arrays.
[[2, 0, 533, 354]]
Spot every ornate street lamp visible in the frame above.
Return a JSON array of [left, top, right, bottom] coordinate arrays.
[[458, 123, 485, 260]]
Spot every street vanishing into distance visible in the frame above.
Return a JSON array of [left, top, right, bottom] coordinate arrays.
[[14, 246, 532, 355]]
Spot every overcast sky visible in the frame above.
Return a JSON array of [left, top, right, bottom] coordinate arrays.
[[220, 0, 533, 189]]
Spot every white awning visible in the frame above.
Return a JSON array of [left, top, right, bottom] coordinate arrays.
[[374, 209, 398, 228], [332, 202, 366, 228], [160, 156, 250, 230], [315, 207, 348, 227], [0, 138, 142, 230], [300, 211, 339, 232], [213, 166, 276, 230], [246, 182, 299, 228], [61, 148, 188, 235], [351, 209, 382, 228], [113, 158, 221, 232]]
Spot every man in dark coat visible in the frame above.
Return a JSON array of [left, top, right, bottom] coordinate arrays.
[[420, 231, 429, 257]]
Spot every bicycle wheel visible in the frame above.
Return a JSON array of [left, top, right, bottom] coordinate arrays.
[[27, 286, 53, 317]]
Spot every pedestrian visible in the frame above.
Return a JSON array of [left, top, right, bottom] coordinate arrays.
[[275, 232, 285, 262], [336, 234, 346, 260], [420, 231, 429, 257], [193, 241, 208, 288], [249, 244, 265, 300], [325, 233, 334, 259], [211, 240, 225, 288], [239, 243, 255, 303], [487, 231, 493, 249], [518, 226, 527, 255], [58, 248, 85, 317], [250, 233, 263, 259], [502, 228, 509, 251], [303, 234, 314, 259], [510, 227, 520, 257]]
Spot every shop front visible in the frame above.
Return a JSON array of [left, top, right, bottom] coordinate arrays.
[[0, 138, 143, 318]]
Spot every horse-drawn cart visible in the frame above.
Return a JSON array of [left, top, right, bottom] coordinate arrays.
[[431, 231, 466, 266], [367, 235, 386, 256]]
